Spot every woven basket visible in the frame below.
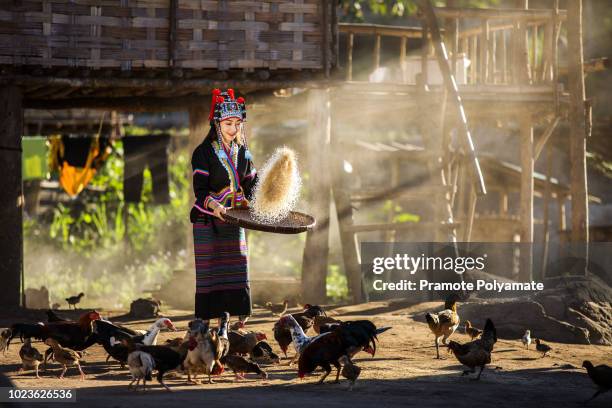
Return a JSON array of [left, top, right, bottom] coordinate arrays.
[[224, 208, 315, 234]]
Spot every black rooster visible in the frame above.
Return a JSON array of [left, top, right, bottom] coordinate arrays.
[[297, 320, 381, 384]]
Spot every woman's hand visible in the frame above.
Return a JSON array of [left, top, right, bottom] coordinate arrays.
[[213, 204, 226, 221]]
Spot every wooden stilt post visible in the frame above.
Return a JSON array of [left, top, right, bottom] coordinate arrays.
[[330, 92, 363, 304], [519, 118, 534, 282], [567, 0, 589, 272], [301, 89, 331, 304], [0, 85, 23, 308], [541, 143, 552, 280], [188, 101, 210, 271]]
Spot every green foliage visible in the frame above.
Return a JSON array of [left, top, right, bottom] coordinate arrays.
[[326, 264, 349, 301], [24, 140, 190, 307]]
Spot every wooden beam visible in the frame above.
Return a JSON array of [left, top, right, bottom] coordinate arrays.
[[374, 34, 381, 70], [433, 7, 567, 20], [301, 89, 331, 304], [566, 0, 589, 266], [187, 100, 210, 277], [0, 85, 23, 308], [519, 118, 534, 281], [338, 23, 424, 38], [514, 0, 531, 84], [322, 0, 330, 77], [347, 32, 354, 81], [533, 116, 560, 161], [168, 0, 178, 68], [330, 101, 363, 304], [540, 143, 552, 279], [24, 96, 201, 112]]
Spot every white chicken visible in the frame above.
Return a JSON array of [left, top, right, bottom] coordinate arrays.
[[127, 350, 155, 391], [522, 329, 531, 349]]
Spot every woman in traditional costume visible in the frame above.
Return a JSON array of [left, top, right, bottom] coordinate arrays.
[[190, 89, 257, 327]]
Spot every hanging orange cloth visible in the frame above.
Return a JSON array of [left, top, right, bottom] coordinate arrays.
[[53, 136, 111, 198]]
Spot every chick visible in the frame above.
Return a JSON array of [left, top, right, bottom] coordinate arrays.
[[19, 338, 44, 379], [339, 355, 361, 391], [521, 330, 531, 349], [44, 338, 85, 380], [65, 292, 84, 310], [534, 338, 551, 358], [464, 321, 482, 340], [0, 328, 12, 355]]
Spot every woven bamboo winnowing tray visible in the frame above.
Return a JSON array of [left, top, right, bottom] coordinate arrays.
[[0, 0, 327, 72], [224, 208, 315, 234]]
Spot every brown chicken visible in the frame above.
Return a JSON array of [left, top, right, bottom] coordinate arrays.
[[464, 321, 482, 340], [266, 300, 289, 316], [221, 354, 268, 380], [447, 318, 497, 380], [425, 294, 460, 359], [582, 360, 612, 402], [44, 338, 86, 380], [19, 338, 44, 379], [313, 315, 343, 334], [228, 330, 267, 355]]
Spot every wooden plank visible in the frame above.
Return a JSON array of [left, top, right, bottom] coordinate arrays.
[[338, 23, 423, 38], [433, 7, 566, 20], [301, 89, 331, 304], [0, 85, 23, 308], [566, 0, 589, 258], [480, 19, 489, 83]]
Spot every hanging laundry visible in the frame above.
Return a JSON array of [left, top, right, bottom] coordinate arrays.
[[52, 135, 112, 198], [123, 134, 170, 204]]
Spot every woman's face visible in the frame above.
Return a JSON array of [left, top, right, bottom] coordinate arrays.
[[219, 118, 242, 144]]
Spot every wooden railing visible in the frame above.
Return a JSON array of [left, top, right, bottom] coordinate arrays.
[[338, 6, 567, 87], [338, 23, 423, 81], [438, 7, 567, 85]]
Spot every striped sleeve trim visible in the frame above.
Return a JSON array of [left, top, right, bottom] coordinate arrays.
[[193, 169, 210, 176]]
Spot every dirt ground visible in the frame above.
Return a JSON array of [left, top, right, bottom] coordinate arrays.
[[1, 301, 610, 408]]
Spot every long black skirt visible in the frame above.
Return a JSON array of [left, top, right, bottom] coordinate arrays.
[[193, 219, 252, 320]]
